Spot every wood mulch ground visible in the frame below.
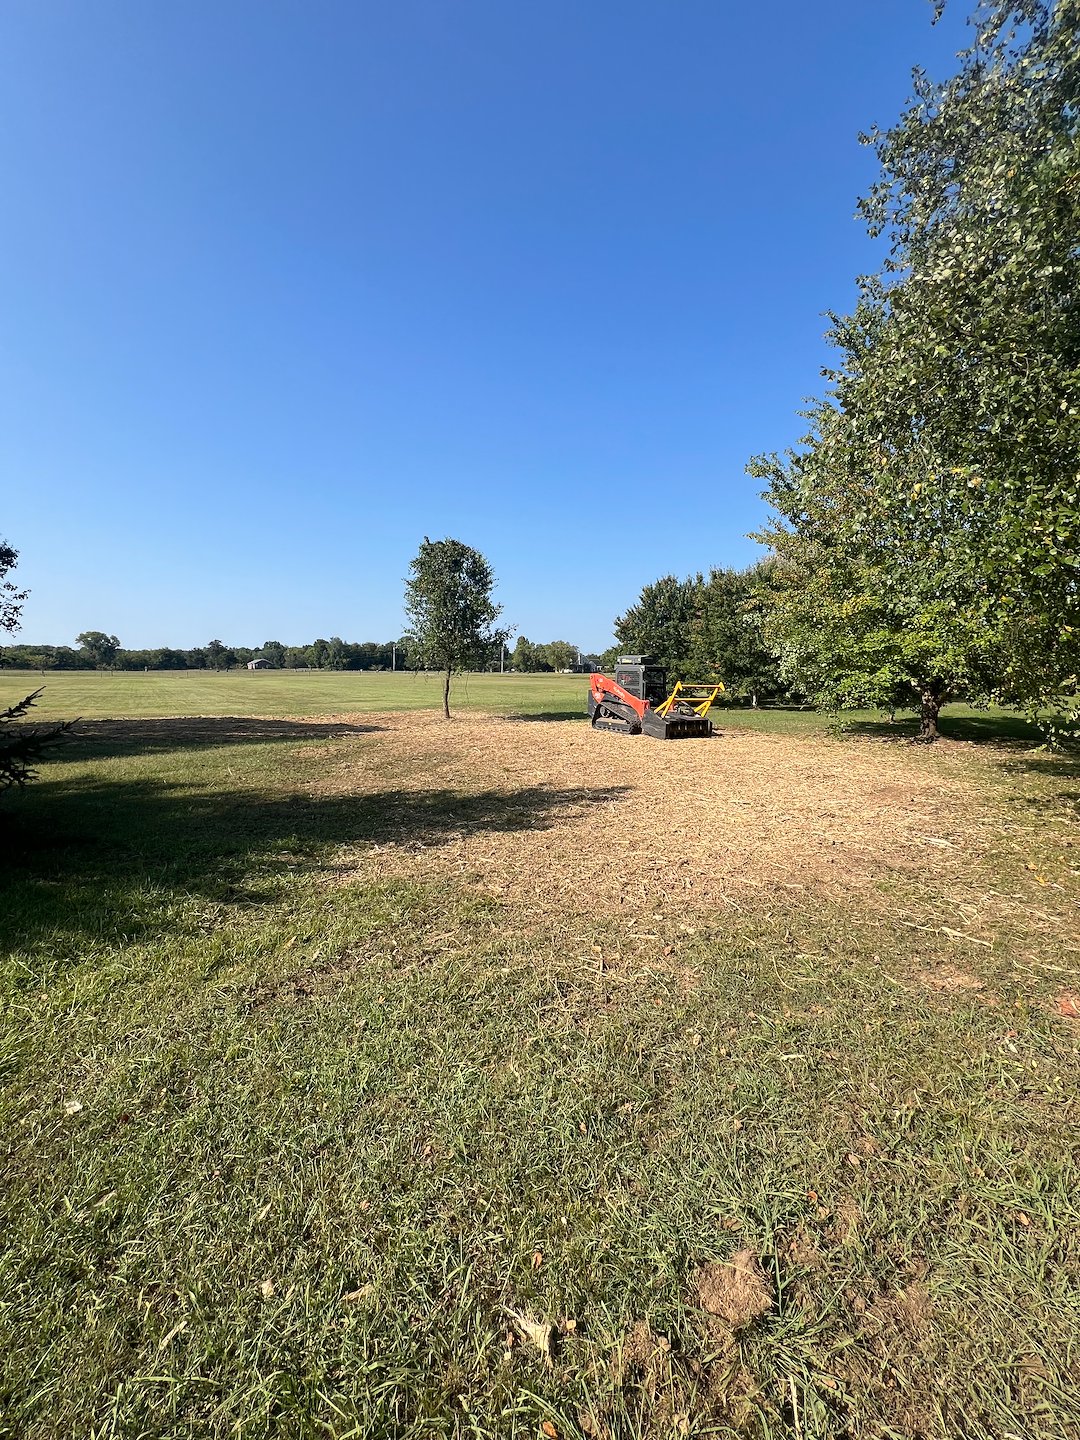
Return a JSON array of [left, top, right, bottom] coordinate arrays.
[[308, 712, 993, 925]]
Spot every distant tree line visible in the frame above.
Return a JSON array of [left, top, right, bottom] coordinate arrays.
[[0, 635, 417, 672], [2, 631, 613, 676], [510, 638, 601, 672]]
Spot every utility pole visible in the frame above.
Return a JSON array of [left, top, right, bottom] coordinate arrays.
[[500, 642, 505, 674], [392, 643, 397, 672]]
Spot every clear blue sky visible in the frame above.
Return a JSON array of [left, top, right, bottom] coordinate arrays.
[[1, 1, 971, 652]]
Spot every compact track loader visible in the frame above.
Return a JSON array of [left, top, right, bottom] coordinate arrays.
[[588, 657, 723, 739]]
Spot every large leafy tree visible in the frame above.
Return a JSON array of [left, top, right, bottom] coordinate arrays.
[[1, 542, 70, 795], [404, 537, 508, 718], [751, 0, 1080, 739], [687, 563, 786, 704], [76, 630, 120, 669], [205, 639, 236, 672], [512, 636, 541, 672], [615, 568, 785, 698], [543, 640, 578, 671], [614, 574, 701, 677]]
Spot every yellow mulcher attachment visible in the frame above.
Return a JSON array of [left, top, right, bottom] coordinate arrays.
[[641, 679, 725, 739], [654, 681, 726, 721]]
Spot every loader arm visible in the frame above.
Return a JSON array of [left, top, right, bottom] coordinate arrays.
[[589, 673, 648, 720]]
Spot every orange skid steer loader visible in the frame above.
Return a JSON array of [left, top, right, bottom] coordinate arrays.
[[588, 656, 723, 739]]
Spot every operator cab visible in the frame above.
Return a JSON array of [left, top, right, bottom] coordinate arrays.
[[613, 656, 667, 708]]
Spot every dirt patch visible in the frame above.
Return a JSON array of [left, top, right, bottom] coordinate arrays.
[[301, 711, 989, 923], [615, 1321, 692, 1438], [690, 1250, 773, 1330], [862, 1281, 936, 1342], [917, 966, 985, 994], [620, 1319, 671, 1374], [703, 1359, 761, 1430], [783, 1224, 823, 1270], [830, 1196, 862, 1245]]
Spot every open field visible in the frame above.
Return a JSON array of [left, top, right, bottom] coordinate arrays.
[[1, 677, 1078, 1438], [0, 668, 1050, 744], [0, 670, 592, 722]]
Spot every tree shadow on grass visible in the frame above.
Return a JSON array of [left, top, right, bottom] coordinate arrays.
[[843, 711, 1048, 746], [47, 715, 386, 764], [996, 748, 1080, 813], [0, 773, 629, 958]]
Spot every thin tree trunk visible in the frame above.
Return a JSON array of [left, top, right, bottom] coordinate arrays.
[[915, 686, 942, 743], [443, 667, 451, 719]]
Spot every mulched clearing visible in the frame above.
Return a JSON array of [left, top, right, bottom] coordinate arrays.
[[306, 711, 992, 923]]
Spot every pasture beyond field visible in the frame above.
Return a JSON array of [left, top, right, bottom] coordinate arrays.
[[1, 675, 1077, 1438]]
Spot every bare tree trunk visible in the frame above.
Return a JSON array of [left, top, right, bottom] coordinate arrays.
[[915, 686, 942, 743], [443, 668, 451, 719]]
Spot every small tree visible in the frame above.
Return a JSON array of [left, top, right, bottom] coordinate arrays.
[[76, 630, 120, 669], [1, 544, 71, 794], [1, 689, 72, 795], [404, 537, 508, 718]]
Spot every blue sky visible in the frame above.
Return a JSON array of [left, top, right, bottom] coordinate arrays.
[[1, 1, 971, 652]]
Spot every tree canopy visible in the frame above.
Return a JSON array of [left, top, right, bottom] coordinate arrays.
[[1, 540, 28, 637], [612, 566, 786, 701], [750, 0, 1080, 738], [76, 631, 121, 669], [403, 537, 508, 717], [687, 564, 787, 704], [614, 575, 699, 678]]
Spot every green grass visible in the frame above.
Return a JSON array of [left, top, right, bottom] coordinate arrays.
[[0, 668, 1051, 745], [0, 669, 591, 721], [1, 682, 1078, 1438]]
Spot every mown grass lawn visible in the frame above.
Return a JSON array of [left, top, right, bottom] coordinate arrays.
[[0, 669, 592, 722], [0, 668, 1051, 742], [0, 678, 1077, 1439]]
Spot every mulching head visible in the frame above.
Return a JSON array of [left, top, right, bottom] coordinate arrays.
[[641, 710, 713, 740]]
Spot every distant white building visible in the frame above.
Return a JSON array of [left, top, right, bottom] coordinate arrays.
[[247, 658, 273, 670]]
